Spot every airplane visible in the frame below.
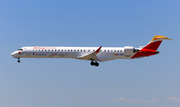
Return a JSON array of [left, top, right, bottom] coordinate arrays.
[[11, 35, 172, 67]]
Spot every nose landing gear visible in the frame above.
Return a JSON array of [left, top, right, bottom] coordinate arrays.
[[17, 57, 20, 63], [90, 61, 99, 67]]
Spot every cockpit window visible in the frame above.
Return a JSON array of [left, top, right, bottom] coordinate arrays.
[[18, 49, 23, 51]]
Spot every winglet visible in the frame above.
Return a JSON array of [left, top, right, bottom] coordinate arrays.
[[94, 46, 102, 53]]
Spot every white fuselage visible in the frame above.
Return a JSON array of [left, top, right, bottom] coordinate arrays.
[[10, 36, 172, 66], [11, 46, 137, 61]]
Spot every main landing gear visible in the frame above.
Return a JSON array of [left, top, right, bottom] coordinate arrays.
[[17, 57, 20, 63], [90, 61, 99, 67]]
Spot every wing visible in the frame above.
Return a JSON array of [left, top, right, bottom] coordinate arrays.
[[77, 46, 102, 61]]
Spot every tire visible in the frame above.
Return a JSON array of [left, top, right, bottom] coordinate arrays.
[[95, 62, 99, 67], [91, 61, 95, 66]]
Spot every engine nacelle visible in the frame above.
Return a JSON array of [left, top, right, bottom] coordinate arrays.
[[124, 46, 140, 54]]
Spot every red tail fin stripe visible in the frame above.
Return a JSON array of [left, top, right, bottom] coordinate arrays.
[[131, 41, 162, 59], [140, 49, 156, 53], [143, 41, 162, 50]]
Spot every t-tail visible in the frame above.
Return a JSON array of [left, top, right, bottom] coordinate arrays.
[[131, 35, 172, 59]]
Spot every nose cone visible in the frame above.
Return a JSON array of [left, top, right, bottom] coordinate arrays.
[[11, 51, 17, 57]]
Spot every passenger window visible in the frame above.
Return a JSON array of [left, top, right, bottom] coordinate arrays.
[[120, 50, 122, 52], [84, 50, 86, 52], [108, 50, 109, 52], [52, 50, 53, 51], [117, 50, 119, 52], [114, 50, 116, 52], [88, 50, 90, 52], [104, 50, 106, 52], [58, 49, 60, 51], [74, 50, 76, 52], [61, 50, 63, 52], [77, 50, 79, 51], [55, 50, 56, 51], [111, 50, 113, 52], [93, 50, 95, 52], [71, 50, 73, 51]]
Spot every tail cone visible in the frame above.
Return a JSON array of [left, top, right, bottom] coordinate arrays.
[[155, 51, 160, 54]]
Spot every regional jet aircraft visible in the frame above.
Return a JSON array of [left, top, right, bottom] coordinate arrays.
[[11, 35, 172, 67]]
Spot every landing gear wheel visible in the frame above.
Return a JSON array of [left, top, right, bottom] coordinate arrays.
[[90, 61, 99, 67], [91, 61, 95, 66], [95, 62, 99, 67], [17, 57, 20, 63]]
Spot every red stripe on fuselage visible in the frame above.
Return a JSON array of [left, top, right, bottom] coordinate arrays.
[[131, 49, 156, 59]]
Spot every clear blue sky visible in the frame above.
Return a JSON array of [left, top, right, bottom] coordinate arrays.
[[0, 0, 180, 107]]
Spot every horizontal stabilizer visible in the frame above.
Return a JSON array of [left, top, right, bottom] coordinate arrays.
[[150, 35, 172, 42]]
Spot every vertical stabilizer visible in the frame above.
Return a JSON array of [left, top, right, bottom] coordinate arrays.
[[143, 35, 172, 50]]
